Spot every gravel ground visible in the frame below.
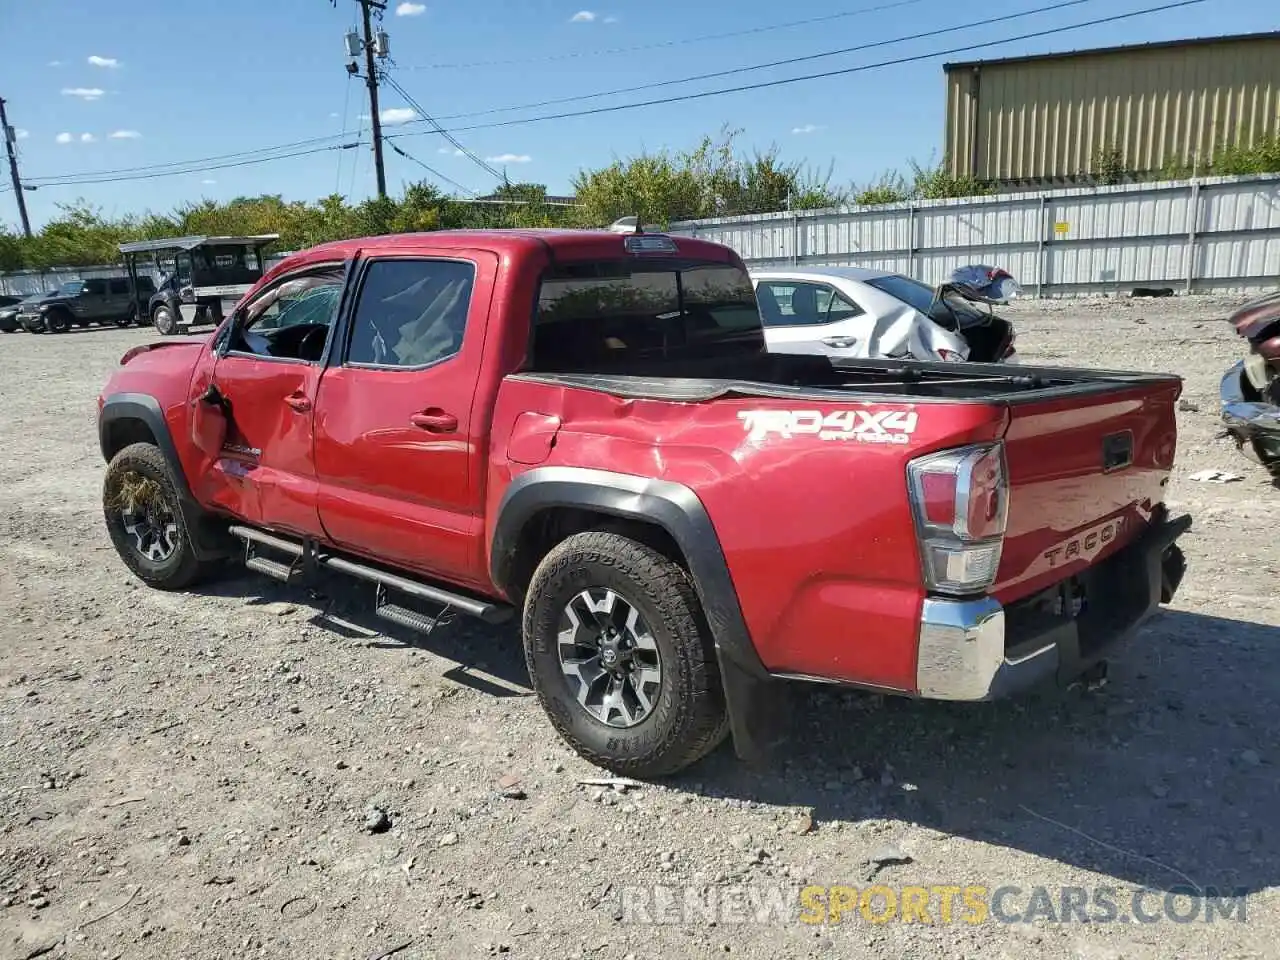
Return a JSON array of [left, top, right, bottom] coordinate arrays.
[[1, 296, 1277, 960]]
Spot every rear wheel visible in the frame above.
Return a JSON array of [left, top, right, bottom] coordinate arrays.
[[153, 305, 177, 336], [522, 531, 729, 778], [102, 442, 212, 590]]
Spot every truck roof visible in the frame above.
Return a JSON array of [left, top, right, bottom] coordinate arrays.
[[272, 228, 739, 274]]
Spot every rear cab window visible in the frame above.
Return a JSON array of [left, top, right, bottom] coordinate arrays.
[[530, 257, 764, 373]]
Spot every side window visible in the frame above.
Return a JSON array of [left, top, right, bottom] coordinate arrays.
[[83, 279, 108, 296], [814, 286, 864, 322], [108, 278, 130, 295], [346, 259, 475, 369], [227, 265, 345, 362], [756, 281, 862, 327]]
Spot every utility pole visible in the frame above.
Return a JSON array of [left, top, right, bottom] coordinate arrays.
[[0, 98, 32, 238], [345, 0, 388, 198]]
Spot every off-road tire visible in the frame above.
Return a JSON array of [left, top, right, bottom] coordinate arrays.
[[153, 305, 177, 336], [103, 442, 211, 590], [523, 531, 730, 778], [44, 309, 72, 333]]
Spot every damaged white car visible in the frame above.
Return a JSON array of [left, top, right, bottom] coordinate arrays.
[[750, 265, 1020, 364]]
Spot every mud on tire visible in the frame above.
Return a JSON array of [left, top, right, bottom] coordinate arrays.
[[102, 442, 212, 590], [522, 531, 730, 778]]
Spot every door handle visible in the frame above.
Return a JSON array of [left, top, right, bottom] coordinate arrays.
[[284, 392, 312, 413], [410, 410, 458, 433]]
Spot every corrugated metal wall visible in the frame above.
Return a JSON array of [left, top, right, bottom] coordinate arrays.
[[668, 173, 1280, 296], [945, 34, 1280, 184]]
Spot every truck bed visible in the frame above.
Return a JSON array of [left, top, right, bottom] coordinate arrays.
[[512, 354, 1182, 404]]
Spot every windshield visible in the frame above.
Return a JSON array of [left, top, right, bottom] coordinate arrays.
[[531, 258, 764, 373], [54, 280, 84, 297]]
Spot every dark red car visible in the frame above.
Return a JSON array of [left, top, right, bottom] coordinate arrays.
[[96, 228, 1190, 777], [1222, 289, 1280, 474]]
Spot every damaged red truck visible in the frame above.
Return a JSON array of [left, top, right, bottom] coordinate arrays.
[[97, 228, 1190, 777]]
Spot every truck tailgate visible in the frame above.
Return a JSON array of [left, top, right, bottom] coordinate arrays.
[[994, 379, 1181, 604]]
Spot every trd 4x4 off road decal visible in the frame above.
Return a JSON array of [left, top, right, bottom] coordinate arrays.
[[738, 409, 919, 444]]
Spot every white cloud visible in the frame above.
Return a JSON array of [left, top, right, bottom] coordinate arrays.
[[87, 55, 119, 68], [437, 147, 465, 156], [14, 128, 29, 141], [201, 179, 217, 185], [55, 132, 73, 144], [380, 107, 417, 125], [569, 10, 596, 22], [48, 60, 62, 67], [80, 132, 96, 143], [62, 87, 105, 101], [791, 124, 823, 135], [329, 111, 340, 118], [396, 2, 426, 15], [603, 15, 618, 22], [109, 129, 142, 139], [485, 153, 531, 164]]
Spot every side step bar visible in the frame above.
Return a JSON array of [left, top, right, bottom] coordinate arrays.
[[227, 525, 513, 627]]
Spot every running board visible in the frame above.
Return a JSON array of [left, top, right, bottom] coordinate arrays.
[[374, 584, 456, 635], [227, 525, 513, 625], [231, 524, 303, 585]]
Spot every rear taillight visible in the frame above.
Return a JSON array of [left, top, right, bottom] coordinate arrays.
[[908, 442, 1009, 596]]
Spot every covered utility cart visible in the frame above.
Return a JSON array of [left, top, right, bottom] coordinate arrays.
[[118, 234, 280, 336]]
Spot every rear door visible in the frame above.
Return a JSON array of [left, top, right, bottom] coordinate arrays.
[[107, 278, 132, 320], [192, 261, 348, 537], [755, 278, 865, 355], [312, 250, 498, 588]]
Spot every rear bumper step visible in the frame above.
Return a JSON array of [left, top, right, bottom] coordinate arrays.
[[915, 510, 1191, 701], [228, 525, 513, 626]]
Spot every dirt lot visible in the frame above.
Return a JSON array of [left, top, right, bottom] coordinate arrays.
[[2, 296, 1277, 960]]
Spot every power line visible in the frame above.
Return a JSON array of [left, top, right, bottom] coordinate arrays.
[[418, 0, 1099, 124], [30, 143, 358, 189], [387, 142, 477, 196], [381, 73, 504, 182], [388, 0, 1207, 138], [28, 133, 351, 185], [400, 0, 930, 70], [21, 0, 1206, 190]]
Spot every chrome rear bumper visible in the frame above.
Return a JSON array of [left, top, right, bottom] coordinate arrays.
[[915, 512, 1191, 701]]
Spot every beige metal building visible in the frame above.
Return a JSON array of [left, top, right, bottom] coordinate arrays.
[[943, 31, 1280, 186]]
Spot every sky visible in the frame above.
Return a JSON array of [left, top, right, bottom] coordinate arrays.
[[0, 0, 1274, 229]]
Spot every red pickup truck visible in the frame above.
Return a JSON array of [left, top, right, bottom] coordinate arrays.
[[97, 228, 1190, 777]]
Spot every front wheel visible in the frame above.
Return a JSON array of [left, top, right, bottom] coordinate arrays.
[[153, 305, 178, 336], [43, 310, 72, 333], [103, 442, 213, 590], [523, 531, 729, 778]]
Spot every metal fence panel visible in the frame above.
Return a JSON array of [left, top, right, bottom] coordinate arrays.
[[672, 173, 1280, 296]]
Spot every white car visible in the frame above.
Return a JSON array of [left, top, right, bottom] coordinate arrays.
[[750, 266, 1017, 364]]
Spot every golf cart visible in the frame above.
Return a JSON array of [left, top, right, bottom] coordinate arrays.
[[118, 234, 280, 336]]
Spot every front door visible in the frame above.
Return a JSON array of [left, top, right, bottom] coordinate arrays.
[[76, 278, 110, 323], [313, 252, 496, 588], [195, 261, 348, 538]]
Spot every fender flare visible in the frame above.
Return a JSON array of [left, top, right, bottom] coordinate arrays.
[[490, 466, 783, 763], [99, 392, 226, 561]]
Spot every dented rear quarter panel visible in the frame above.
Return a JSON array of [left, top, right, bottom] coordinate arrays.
[[485, 376, 1006, 692]]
